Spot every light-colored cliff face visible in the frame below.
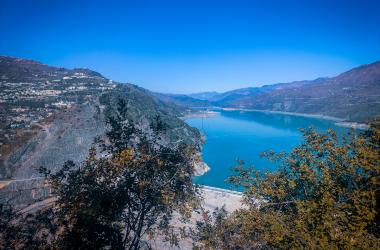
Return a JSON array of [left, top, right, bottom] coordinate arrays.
[[9, 102, 106, 179], [193, 159, 210, 176]]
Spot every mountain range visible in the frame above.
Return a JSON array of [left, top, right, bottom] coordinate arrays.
[[160, 61, 380, 123]]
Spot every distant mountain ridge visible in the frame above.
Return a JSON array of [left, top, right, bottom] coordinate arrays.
[[187, 91, 220, 100], [159, 61, 380, 123]]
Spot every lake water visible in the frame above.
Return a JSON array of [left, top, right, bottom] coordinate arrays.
[[186, 110, 351, 190]]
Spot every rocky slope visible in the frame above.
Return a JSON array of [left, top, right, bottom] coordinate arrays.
[[0, 56, 202, 181]]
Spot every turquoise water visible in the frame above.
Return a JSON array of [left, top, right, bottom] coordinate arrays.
[[186, 110, 351, 190]]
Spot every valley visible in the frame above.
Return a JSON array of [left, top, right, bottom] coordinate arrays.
[[160, 61, 380, 124], [0, 56, 379, 249]]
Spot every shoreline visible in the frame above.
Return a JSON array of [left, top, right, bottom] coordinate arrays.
[[200, 185, 244, 212], [200, 185, 242, 196], [334, 121, 369, 130], [213, 107, 369, 129], [219, 107, 343, 121], [181, 110, 220, 120]]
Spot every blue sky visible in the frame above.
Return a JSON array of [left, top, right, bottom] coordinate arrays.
[[1, 0, 379, 93]]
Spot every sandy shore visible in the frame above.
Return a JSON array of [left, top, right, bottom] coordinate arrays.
[[334, 121, 369, 129], [200, 185, 243, 212], [181, 111, 220, 120], [148, 186, 243, 249]]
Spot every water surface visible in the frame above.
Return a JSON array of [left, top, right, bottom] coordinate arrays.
[[186, 110, 351, 190]]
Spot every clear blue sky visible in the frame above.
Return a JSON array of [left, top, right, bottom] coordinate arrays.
[[1, 0, 379, 93]]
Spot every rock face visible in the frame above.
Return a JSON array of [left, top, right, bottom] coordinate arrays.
[[0, 56, 116, 178], [9, 102, 106, 178], [0, 178, 49, 208], [193, 162, 210, 176]]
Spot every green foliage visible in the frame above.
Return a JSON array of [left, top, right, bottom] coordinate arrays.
[[40, 99, 199, 249], [0, 98, 199, 249], [194, 119, 380, 249], [0, 204, 56, 250]]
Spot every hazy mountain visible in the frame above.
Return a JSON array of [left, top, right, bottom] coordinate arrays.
[[151, 92, 209, 108], [187, 91, 220, 100], [162, 78, 329, 107], [223, 61, 380, 122], [159, 61, 380, 123], [189, 78, 328, 104]]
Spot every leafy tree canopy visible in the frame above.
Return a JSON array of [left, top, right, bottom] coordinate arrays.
[[1, 98, 200, 249], [194, 118, 380, 249]]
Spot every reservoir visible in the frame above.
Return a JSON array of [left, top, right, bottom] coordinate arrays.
[[186, 110, 351, 190]]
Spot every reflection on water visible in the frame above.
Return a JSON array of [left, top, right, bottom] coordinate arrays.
[[186, 110, 351, 190]]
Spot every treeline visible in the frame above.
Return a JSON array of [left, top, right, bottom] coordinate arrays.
[[1, 100, 379, 249]]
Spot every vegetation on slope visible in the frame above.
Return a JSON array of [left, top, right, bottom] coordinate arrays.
[[2, 113, 379, 249], [193, 119, 380, 249], [1, 56, 379, 249], [1, 99, 200, 249]]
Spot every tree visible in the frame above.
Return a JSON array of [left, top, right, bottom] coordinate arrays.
[[194, 119, 380, 249], [0, 203, 56, 250], [37, 98, 200, 249]]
